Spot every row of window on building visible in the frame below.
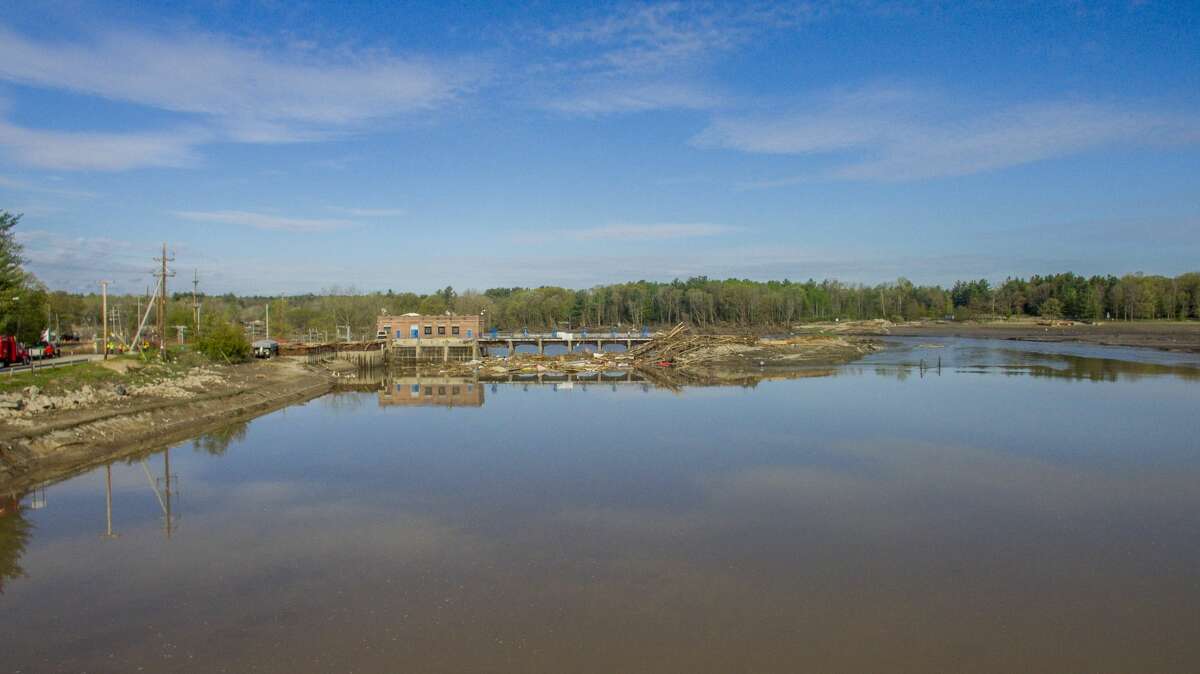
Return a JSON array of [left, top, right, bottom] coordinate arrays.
[[380, 325, 473, 338]]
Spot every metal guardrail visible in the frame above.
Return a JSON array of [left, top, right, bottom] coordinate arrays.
[[3, 356, 94, 375]]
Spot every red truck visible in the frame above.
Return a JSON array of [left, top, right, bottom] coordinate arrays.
[[0, 336, 31, 367]]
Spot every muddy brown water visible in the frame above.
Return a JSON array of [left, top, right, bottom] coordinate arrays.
[[2, 338, 1200, 673]]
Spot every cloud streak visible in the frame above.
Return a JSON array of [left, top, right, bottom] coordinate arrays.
[[0, 24, 474, 131], [534, 2, 814, 115], [328, 207, 407, 217], [571, 223, 737, 241], [0, 175, 98, 199], [174, 210, 354, 233], [0, 120, 205, 171], [696, 86, 1200, 182]]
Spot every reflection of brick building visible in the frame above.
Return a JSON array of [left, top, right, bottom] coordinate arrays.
[[376, 313, 483, 362], [378, 377, 485, 407]]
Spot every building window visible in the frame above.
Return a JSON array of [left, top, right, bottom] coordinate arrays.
[[466, 329, 473, 338], [424, 326, 432, 336], [438, 386, 446, 395], [452, 326, 460, 335], [438, 326, 446, 335]]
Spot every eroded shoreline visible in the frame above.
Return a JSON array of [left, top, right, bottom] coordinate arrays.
[[0, 359, 333, 494]]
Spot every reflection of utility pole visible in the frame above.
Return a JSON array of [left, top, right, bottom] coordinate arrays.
[[163, 448, 173, 538], [140, 451, 179, 539], [101, 464, 118, 539]]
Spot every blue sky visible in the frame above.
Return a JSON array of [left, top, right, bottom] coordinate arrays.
[[0, 1, 1197, 294]]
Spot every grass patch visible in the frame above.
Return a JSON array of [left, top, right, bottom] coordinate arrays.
[[0, 362, 124, 395], [0, 350, 217, 396]]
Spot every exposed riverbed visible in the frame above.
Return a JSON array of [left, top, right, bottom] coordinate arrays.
[[2, 338, 1199, 673]]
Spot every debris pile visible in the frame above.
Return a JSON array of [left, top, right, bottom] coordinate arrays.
[[421, 323, 874, 380], [629, 322, 756, 366]]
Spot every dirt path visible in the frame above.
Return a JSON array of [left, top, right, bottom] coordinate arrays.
[[0, 359, 332, 494]]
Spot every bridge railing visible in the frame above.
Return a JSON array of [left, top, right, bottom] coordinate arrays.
[[480, 331, 653, 340]]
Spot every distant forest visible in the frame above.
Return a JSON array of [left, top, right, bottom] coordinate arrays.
[[40, 271, 1200, 343]]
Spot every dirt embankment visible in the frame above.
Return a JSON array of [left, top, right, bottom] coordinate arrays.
[[0, 358, 332, 493], [827, 319, 1200, 353]]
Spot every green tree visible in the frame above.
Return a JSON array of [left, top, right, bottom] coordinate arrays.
[[1039, 297, 1063, 318], [194, 315, 251, 362], [418, 294, 448, 315], [0, 211, 25, 292]]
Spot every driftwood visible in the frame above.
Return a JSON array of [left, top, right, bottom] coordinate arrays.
[[629, 323, 755, 365]]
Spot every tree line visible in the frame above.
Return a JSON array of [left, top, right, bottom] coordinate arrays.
[[6, 209, 1198, 343], [39, 272, 1200, 345]]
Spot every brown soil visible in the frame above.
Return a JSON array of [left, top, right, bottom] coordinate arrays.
[[0, 359, 332, 493]]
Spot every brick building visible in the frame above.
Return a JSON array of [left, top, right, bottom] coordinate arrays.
[[376, 312, 484, 362], [376, 312, 483, 341]]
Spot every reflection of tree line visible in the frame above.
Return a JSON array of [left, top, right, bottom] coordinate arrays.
[[0, 493, 32, 594], [192, 421, 250, 456], [335, 366, 854, 400], [963, 355, 1200, 382]]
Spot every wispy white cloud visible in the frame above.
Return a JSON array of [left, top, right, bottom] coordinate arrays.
[[174, 210, 354, 233], [571, 222, 737, 241], [0, 120, 205, 171], [0, 174, 98, 198], [0, 24, 476, 130], [16, 229, 159, 291], [327, 207, 407, 217], [542, 2, 813, 74], [534, 2, 814, 115], [695, 85, 1200, 182], [542, 81, 721, 115], [0, 23, 483, 169]]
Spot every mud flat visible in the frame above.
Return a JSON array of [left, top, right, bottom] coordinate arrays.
[[809, 318, 1200, 353], [0, 359, 332, 493]]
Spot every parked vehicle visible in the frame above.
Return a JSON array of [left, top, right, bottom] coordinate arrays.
[[36, 341, 59, 359], [0, 336, 31, 367], [252, 339, 279, 358]]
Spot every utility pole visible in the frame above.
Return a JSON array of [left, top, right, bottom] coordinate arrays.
[[152, 244, 175, 355], [192, 269, 200, 334], [265, 303, 270, 341], [100, 280, 110, 360]]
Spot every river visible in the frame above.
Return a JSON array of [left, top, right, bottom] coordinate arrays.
[[2, 338, 1199, 673]]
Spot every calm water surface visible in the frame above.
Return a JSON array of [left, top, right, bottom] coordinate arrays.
[[2, 338, 1199, 673]]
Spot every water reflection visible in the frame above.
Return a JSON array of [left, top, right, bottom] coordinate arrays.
[[3, 340, 1200, 672], [192, 421, 250, 456], [962, 351, 1200, 382], [0, 493, 31, 594], [864, 337, 1200, 382], [379, 376, 485, 407]]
